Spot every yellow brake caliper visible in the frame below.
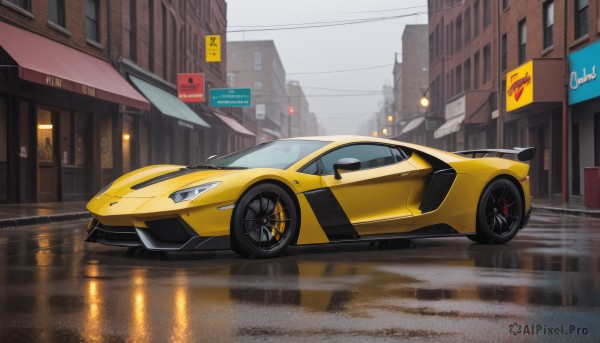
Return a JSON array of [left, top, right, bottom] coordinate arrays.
[[271, 202, 286, 240]]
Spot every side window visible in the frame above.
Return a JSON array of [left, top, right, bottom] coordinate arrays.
[[320, 144, 396, 175]]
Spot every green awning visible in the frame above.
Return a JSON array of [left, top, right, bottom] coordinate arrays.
[[129, 75, 210, 128]]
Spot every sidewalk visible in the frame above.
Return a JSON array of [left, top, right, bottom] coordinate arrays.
[[1, 195, 600, 229], [0, 201, 90, 228], [533, 196, 600, 218]]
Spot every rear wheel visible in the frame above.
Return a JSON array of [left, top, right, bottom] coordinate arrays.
[[473, 179, 523, 244], [232, 184, 298, 259]]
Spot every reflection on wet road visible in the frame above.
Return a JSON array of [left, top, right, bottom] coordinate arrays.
[[0, 213, 598, 342]]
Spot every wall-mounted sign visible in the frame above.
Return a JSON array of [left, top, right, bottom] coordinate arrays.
[[256, 104, 266, 120], [569, 41, 600, 105], [210, 88, 251, 107], [205, 35, 221, 62], [506, 60, 534, 112], [177, 73, 205, 103], [444, 95, 465, 119]]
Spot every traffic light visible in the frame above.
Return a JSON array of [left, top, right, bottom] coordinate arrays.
[[288, 105, 295, 115]]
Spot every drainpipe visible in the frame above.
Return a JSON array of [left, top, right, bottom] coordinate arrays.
[[496, 0, 503, 148], [107, 0, 113, 63], [562, 0, 569, 204]]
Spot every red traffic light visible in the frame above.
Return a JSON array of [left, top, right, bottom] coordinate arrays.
[[288, 105, 295, 115]]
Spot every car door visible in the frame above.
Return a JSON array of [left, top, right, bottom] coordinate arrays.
[[315, 144, 416, 236]]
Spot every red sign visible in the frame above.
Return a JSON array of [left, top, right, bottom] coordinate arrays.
[[178, 73, 205, 103]]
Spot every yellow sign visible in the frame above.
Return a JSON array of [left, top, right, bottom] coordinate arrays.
[[506, 60, 534, 112], [205, 35, 221, 62]]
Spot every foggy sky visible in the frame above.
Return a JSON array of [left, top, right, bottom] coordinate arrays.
[[226, 0, 428, 135]]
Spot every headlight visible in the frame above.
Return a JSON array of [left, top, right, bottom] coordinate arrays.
[[169, 182, 221, 203], [95, 181, 114, 198]]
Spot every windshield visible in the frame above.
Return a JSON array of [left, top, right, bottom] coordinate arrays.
[[200, 140, 330, 170]]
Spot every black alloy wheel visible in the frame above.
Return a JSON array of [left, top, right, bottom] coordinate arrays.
[[232, 184, 298, 258], [473, 178, 523, 244]]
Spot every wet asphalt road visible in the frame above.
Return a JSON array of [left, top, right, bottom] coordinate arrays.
[[0, 212, 599, 343]]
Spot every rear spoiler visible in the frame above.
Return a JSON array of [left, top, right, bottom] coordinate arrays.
[[453, 147, 536, 162]]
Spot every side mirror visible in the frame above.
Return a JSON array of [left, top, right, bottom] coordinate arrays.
[[333, 158, 361, 180], [206, 155, 219, 163]]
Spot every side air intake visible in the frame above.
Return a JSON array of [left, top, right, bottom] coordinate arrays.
[[419, 168, 457, 213]]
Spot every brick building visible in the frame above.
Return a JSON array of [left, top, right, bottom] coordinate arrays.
[[0, 0, 251, 204], [427, 0, 600, 201], [227, 40, 288, 143], [0, 0, 149, 203], [427, 0, 499, 152], [392, 25, 429, 143]]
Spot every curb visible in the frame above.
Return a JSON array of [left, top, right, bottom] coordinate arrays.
[[534, 206, 600, 218], [0, 212, 91, 229]]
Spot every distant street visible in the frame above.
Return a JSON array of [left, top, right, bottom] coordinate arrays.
[[0, 212, 599, 342]]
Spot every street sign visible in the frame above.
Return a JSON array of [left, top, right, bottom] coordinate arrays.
[[210, 88, 251, 107], [177, 73, 205, 103], [256, 104, 266, 120], [205, 35, 221, 62]]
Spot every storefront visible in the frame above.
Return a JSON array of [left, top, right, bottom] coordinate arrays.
[[434, 90, 492, 151], [503, 59, 563, 198], [568, 41, 600, 197], [0, 22, 149, 203]]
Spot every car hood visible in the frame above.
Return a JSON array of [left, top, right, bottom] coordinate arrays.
[[104, 165, 242, 198]]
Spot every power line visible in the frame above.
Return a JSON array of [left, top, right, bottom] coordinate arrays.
[[331, 5, 427, 14], [227, 12, 427, 33], [288, 63, 394, 75]]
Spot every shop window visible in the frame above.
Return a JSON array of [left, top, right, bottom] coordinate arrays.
[[48, 0, 65, 27], [100, 116, 113, 169], [60, 112, 88, 166], [37, 109, 54, 163], [0, 98, 7, 201], [85, 0, 100, 42]]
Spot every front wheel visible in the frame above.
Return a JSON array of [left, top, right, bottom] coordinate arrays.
[[231, 184, 298, 259], [474, 179, 523, 244]]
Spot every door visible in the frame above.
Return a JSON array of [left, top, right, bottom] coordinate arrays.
[[37, 108, 58, 202], [317, 144, 416, 236]]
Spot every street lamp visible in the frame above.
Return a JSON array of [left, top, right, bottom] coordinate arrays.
[[372, 131, 379, 137], [419, 95, 430, 108]]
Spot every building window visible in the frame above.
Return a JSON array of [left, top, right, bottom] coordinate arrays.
[[474, 51, 480, 90], [575, 0, 588, 39], [501, 33, 507, 71], [4, 0, 30, 11], [162, 4, 167, 79], [130, 0, 137, 60], [464, 59, 471, 91], [483, 44, 491, 83], [456, 65, 462, 94], [483, 0, 491, 28], [254, 81, 262, 91], [85, 0, 100, 42], [464, 8, 471, 43], [48, 0, 65, 27], [518, 19, 527, 64], [148, 0, 154, 72], [254, 52, 262, 71], [502, 0, 508, 11], [227, 72, 234, 86], [543, 1, 554, 49], [455, 15, 462, 51], [473, 1, 480, 37]]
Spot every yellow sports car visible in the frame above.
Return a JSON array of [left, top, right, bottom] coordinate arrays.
[[86, 136, 534, 258]]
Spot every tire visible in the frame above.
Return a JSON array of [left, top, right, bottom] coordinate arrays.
[[474, 178, 523, 244], [231, 183, 298, 259]]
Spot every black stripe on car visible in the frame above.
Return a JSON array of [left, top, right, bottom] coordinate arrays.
[[303, 188, 359, 241]]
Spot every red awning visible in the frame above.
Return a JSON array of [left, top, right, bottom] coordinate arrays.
[[0, 21, 149, 110], [214, 112, 255, 137]]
